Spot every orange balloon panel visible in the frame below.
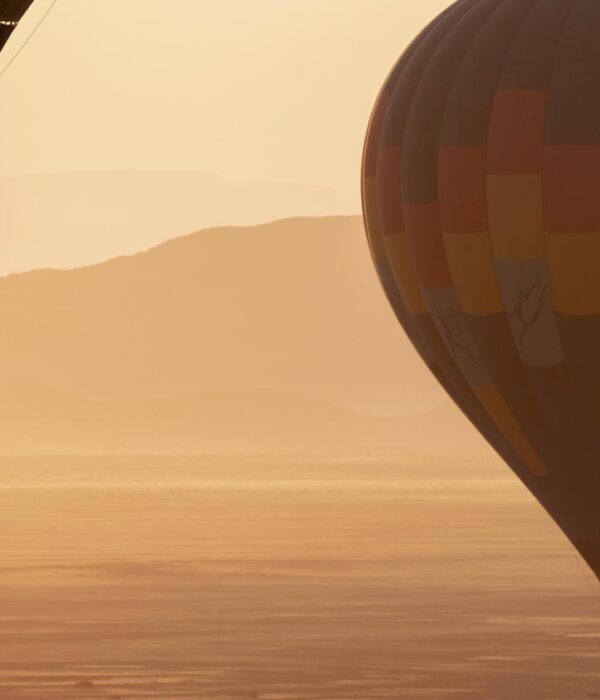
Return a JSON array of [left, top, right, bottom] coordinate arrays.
[[362, 0, 600, 580]]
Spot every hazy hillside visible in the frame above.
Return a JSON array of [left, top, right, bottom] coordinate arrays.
[[0, 172, 354, 275], [0, 383, 482, 454], [0, 215, 485, 454]]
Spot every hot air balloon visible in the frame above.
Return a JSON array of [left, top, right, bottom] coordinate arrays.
[[0, 1, 37, 52], [362, 0, 600, 580]]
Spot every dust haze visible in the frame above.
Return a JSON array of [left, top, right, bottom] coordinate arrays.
[[0, 2, 598, 699]]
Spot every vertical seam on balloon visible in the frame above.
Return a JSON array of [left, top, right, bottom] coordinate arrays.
[[539, 0, 577, 315], [451, 0, 550, 477], [400, 0, 529, 463], [361, 1, 479, 344], [479, 0, 567, 442], [482, 0, 546, 307], [402, 0, 500, 339], [373, 0, 521, 462], [419, 0, 547, 476], [538, 0, 596, 550], [360, 0, 469, 316], [374, 0, 480, 319], [484, 0, 575, 359], [482, 0, 575, 436], [360, 0, 464, 271]]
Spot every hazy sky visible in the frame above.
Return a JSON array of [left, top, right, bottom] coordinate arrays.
[[0, 0, 450, 208]]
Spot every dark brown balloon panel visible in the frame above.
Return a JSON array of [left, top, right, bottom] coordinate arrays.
[[362, 0, 600, 580], [0, 0, 35, 52]]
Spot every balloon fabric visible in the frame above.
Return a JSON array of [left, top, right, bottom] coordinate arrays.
[[362, 0, 600, 580], [0, 1, 36, 52]]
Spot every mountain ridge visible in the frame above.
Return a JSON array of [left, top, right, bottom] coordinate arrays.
[[0, 215, 485, 454], [0, 172, 356, 275]]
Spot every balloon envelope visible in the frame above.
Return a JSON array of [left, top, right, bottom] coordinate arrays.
[[0, 1, 36, 52], [362, 0, 600, 580]]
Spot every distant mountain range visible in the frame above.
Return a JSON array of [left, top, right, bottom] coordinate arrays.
[[0, 171, 355, 275], [0, 215, 486, 454]]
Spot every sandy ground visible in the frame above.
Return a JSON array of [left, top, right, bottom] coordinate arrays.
[[0, 454, 599, 699]]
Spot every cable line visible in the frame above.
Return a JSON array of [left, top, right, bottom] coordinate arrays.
[[0, 0, 59, 79]]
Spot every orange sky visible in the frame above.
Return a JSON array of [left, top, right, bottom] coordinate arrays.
[[0, 0, 449, 208]]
